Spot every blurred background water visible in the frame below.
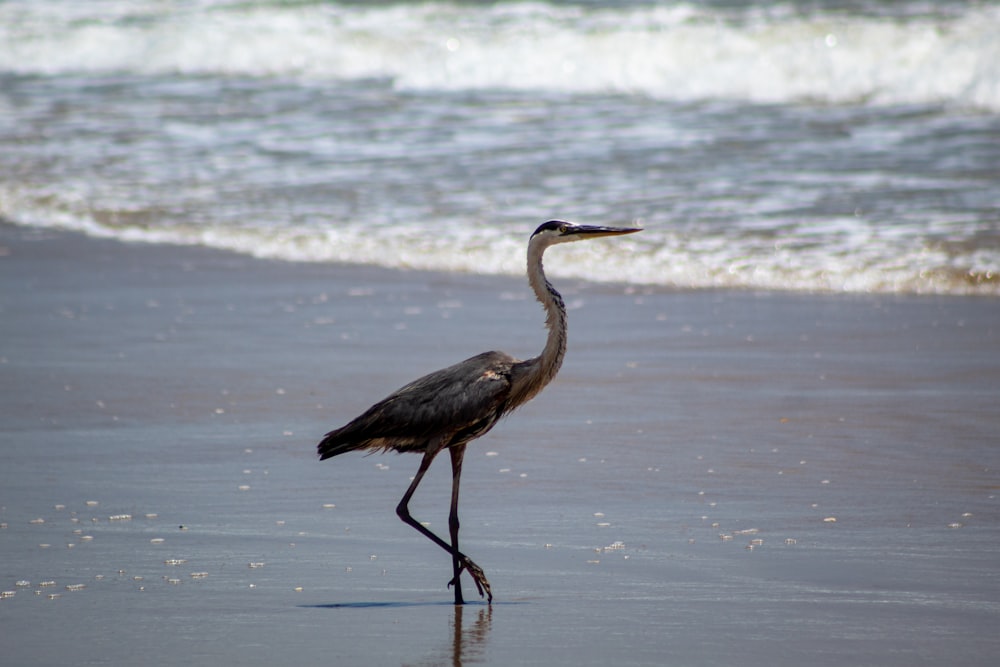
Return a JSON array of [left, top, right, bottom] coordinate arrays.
[[1, 0, 998, 294]]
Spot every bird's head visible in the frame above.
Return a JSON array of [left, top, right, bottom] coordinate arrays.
[[530, 220, 642, 247]]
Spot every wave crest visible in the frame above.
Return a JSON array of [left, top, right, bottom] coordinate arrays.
[[1, 1, 998, 110]]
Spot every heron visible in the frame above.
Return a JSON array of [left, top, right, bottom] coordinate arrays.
[[317, 220, 641, 604]]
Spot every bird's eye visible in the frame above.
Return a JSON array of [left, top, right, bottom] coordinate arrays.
[[558, 224, 568, 234]]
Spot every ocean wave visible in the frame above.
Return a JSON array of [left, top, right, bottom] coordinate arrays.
[[1, 0, 998, 111]]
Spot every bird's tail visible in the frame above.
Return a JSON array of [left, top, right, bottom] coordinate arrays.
[[317, 428, 364, 461]]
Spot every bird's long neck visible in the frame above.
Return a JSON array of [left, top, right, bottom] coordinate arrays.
[[510, 239, 568, 407]]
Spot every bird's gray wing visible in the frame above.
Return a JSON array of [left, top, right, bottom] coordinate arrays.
[[318, 351, 516, 458]]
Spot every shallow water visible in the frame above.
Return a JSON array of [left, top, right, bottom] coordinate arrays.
[[1, 0, 998, 294]]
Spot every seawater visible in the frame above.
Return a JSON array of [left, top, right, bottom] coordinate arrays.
[[1, 0, 998, 294]]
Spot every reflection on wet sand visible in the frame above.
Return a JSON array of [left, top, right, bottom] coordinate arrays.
[[408, 604, 492, 667]]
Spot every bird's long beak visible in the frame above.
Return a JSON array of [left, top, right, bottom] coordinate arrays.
[[567, 225, 643, 239]]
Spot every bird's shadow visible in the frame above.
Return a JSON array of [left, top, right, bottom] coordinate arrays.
[[302, 600, 523, 609]]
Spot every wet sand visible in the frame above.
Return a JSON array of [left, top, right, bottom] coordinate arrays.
[[1, 222, 998, 666]]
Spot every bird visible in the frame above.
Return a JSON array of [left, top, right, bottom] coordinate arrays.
[[317, 220, 641, 604]]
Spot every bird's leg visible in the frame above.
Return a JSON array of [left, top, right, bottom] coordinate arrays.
[[396, 448, 450, 550], [448, 444, 466, 605], [395, 445, 492, 603], [447, 444, 492, 604]]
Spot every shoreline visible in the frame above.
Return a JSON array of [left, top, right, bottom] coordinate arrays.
[[4, 217, 998, 300]]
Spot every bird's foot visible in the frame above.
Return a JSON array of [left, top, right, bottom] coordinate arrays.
[[448, 556, 493, 603]]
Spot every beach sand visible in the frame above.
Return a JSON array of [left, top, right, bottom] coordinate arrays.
[[2, 222, 998, 666]]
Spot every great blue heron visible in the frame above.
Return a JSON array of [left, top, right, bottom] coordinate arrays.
[[317, 220, 641, 604]]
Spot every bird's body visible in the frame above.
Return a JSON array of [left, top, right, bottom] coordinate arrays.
[[317, 220, 640, 604], [318, 350, 517, 458]]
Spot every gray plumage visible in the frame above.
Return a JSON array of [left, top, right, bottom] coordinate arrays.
[[318, 351, 516, 458], [317, 220, 640, 604]]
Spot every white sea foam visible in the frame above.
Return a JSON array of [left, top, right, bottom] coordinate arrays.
[[1, 1, 998, 111], [3, 186, 996, 296]]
